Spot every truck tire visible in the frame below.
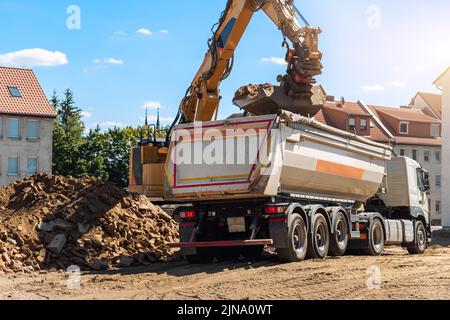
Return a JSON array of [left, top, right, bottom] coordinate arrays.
[[407, 221, 427, 255], [307, 213, 330, 259], [363, 219, 384, 256], [277, 214, 308, 262], [329, 212, 349, 257]]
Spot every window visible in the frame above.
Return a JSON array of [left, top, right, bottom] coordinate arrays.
[[436, 201, 441, 213], [360, 119, 368, 130], [27, 120, 39, 139], [8, 86, 21, 97], [8, 118, 20, 138], [424, 150, 430, 162], [436, 175, 442, 188], [399, 121, 409, 135], [436, 151, 441, 162], [349, 118, 356, 130], [412, 149, 418, 161], [400, 149, 406, 157], [7, 157, 19, 176], [431, 124, 440, 137], [27, 158, 38, 176]]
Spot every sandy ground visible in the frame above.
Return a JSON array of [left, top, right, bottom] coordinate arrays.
[[1, 246, 449, 300]]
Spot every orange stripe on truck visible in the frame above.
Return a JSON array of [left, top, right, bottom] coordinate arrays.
[[316, 160, 365, 180]]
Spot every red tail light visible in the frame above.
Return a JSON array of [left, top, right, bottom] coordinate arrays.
[[180, 211, 197, 219], [265, 206, 287, 214]]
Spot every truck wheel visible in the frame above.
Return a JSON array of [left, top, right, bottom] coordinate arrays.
[[407, 221, 427, 255], [277, 214, 308, 262], [184, 249, 214, 264], [363, 219, 384, 256], [307, 213, 330, 259], [329, 212, 349, 257]]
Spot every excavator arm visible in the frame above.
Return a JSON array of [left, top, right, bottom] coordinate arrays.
[[176, 0, 322, 125]]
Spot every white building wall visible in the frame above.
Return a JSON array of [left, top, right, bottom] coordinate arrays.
[[0, 116, 53, 186], [440, 75, 450, 228], [394, 145, 442, 225]]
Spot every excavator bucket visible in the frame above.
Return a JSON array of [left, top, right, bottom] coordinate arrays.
[[233, 83, 324, 118]]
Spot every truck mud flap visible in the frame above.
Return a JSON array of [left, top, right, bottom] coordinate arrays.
[[269, 220, 289, 249]]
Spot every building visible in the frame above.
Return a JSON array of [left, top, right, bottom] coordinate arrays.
[[410, 92, 442, 119], [0, 66, 56, 186], [369, 105, 442, 225], [313, 99, 443, 225], [434, 67, 450, 229]]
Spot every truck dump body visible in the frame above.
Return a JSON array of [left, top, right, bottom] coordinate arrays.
[[165, 111, 393, 202]]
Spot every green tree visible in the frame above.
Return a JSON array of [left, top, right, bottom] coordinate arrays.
[[52, 89, 87, 177], [79, 126, 109, 180]]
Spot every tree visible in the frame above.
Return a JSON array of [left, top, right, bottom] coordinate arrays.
[[52, 89, 86, 177]]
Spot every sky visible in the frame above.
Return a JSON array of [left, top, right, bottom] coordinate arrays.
[[0, 0, 449, 129]]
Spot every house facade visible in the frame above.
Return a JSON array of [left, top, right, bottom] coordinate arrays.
[[434, 67, 450, 229], [313, 99, 443, 225], [0, 67, 56, 186]]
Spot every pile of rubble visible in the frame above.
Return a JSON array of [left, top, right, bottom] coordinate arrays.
[[0, 174, 179, 273]]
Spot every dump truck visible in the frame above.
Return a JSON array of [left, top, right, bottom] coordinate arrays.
[[168, 111, 432, 262]]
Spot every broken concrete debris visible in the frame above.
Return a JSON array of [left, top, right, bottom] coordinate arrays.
[[0, 173, 179, 273]]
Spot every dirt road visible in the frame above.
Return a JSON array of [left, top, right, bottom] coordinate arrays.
[[1, 246, 449, 300]]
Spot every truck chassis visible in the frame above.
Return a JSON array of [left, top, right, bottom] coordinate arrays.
[[172, 193, 431, 263]]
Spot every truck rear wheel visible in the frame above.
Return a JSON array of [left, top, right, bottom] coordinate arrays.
[[407, 221, 427, 255], [277, 214, 308, 262], [363, 219, 384, 256], [307, 213, 330, 259], [329, 212, 349, 257]]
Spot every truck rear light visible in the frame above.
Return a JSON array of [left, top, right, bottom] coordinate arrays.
[[265, 206, 287, 214], [180, 211, 197, 219]]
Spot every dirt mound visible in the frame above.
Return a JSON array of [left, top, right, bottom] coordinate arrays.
[[0, 174, 179, 273]]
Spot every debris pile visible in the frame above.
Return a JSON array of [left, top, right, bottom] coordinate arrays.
[[0, 174, 179, 273]]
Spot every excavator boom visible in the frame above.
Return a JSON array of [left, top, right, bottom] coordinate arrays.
[[129, 0, 323, 199], [177, 0, 322, 125]]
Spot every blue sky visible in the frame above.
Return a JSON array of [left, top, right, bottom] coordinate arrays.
[[1, 0, 449, 129]]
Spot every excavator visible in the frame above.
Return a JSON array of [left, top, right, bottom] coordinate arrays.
[[128, 0, 323, 199]]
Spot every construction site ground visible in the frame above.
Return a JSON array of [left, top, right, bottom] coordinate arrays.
[[1, 243, 449, 300]]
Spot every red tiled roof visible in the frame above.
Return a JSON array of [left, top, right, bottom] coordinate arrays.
[[417, 92, 442, 117], [395, 136, 442, 147], [0, 66, 56, 118], [323, 101, 371, 116], [371, 105, 440, 124]]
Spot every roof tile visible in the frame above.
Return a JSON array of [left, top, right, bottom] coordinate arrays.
[[0, 66, 56, 118]]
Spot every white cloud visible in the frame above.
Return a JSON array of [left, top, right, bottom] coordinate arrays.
[[104, 58, 124, 65], [260, 57, 287, 65], [81, 111, 92, 118], [137, 28, 152, 36], [361, 84, 386, 92], [0, 48, 68, 67], [385, 81, 407, 88], [113, 30, 127, 37], [142, 101, 162, 110], [160, 29, 169, 34], [393, 66, 403, 71], [140, 116, 175, 123], [93, 58, 101, 64], [415, 65, 425, 72], [92, 121, 126, 129]]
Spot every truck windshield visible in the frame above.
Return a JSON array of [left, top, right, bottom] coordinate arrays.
[[416, 169, 428, 193]]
